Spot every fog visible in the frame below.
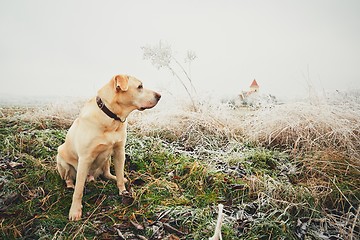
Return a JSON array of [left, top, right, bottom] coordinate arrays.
[[1, 0, 360, 102]]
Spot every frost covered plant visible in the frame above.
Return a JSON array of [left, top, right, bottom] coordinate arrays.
[[185, 50, 197, 63], [142, 41, 172, 70], [142, 41, 198, 110]]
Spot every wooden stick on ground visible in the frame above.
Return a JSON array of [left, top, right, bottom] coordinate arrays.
[[209, 204, 224, 240]]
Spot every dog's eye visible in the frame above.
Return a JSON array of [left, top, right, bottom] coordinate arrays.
[[138, 84, 143, 89]]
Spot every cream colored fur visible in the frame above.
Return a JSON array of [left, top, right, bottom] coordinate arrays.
[[56, 74, 161, 221]]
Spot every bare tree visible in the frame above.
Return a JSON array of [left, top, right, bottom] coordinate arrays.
[[142, 41, 197, 110]]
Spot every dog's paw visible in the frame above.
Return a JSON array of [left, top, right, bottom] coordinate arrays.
[[69, 205, 82, 221], [117, 178, 128, 192], [86, 175, 95, 182], [65, 180, 75, 189]]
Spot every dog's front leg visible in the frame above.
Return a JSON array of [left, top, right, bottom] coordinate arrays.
[[113, 142, 128, 194], [69, 159, 91, 221]]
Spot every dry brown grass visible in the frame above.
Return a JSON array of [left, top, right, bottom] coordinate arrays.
[[242, 100, 360, 160], [131, 93, 360, 165], [0, 100, 83, 129]]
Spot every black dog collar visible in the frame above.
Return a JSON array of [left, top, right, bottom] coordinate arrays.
[[96, 96, 126, 123]]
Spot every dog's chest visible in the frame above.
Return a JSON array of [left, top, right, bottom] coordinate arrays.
[[90, 124, 125, 164], [103, 125, 125, 144], [92, 130, 123, 169]]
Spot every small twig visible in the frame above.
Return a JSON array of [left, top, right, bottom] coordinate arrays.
[[168, 66, 197, 111], [209, 204, 224, 240], [350, 205, 360, 240], [172, 56, 197, 94], [116, 228, 126, 240], [163, 222, 185, 236], [330, 175, 352, 208]]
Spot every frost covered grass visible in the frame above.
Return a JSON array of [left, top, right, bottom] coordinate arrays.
[[244, 99, 360, 159], [0, 91, 359, 239]]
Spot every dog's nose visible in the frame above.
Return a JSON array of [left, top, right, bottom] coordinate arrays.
[[155, 92, 161, 101]]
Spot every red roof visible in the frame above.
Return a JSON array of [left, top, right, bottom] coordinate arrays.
[[250, 79, 259, 87]]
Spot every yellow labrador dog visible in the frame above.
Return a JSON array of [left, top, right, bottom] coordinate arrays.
[[56, 74, 161, 221]]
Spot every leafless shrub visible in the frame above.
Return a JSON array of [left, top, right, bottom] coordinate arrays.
[[142, 41, 198, 110]]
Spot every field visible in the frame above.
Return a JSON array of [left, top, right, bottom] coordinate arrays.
[[0, 93, 359, 239]]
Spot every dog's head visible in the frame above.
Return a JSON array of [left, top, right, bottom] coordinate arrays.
[[113, 74, 161, 111], [98, 74, 161, 115]]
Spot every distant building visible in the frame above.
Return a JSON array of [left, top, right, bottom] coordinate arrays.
[[235, 79, 277, 107], [239, 79, 260, 100], [249, 79, 259, 93]]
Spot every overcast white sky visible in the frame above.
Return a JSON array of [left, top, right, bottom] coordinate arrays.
[[1, 0, 360, 100]]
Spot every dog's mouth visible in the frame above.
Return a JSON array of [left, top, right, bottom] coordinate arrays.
[[139, 106, 154, 111], [138, 94, 161, 111]]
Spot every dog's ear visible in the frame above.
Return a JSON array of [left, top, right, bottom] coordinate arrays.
[[114, 75, 129, 92]]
